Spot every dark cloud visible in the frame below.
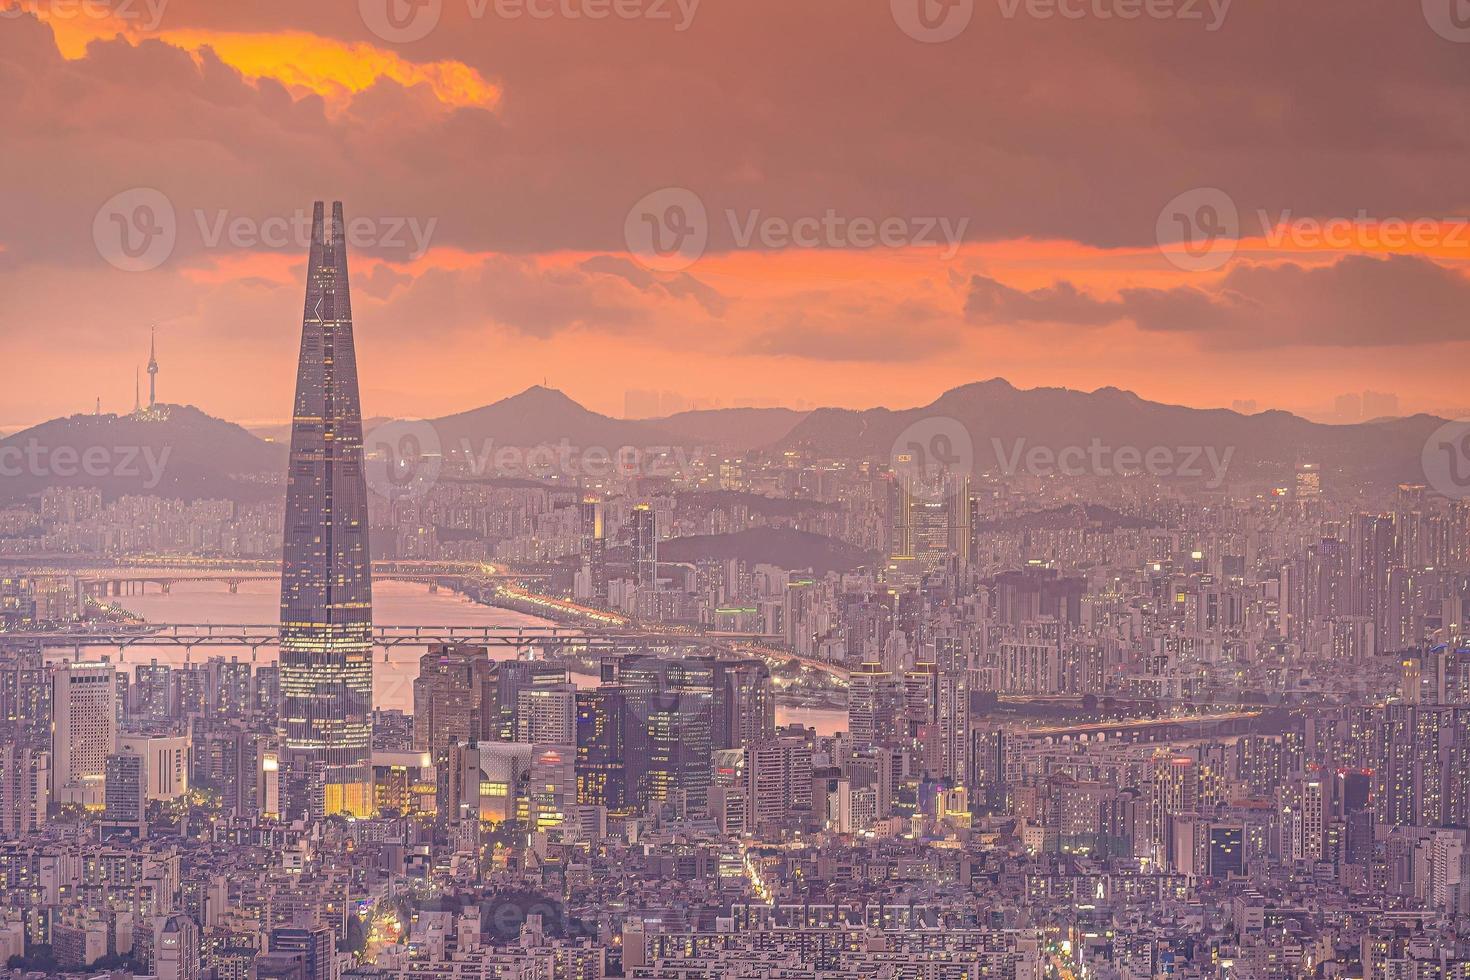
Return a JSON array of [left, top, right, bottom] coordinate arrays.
[[577, 256, 727, 316], [966, 277, 1124, 326], [966, 255, 1470, 349], [746, 299, 956, 362], [3, 2, 1469, 265], [371, 258, 641, 338]]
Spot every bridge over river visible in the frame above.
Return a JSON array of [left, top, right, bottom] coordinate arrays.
[[17, 623, 714, 662], [35, 559, 548, 597]]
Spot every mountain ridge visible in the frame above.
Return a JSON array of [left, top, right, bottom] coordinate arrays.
[[0, 404, 287, 503], [2, 382, 1449, 501], [778, 379, 1445, 486]]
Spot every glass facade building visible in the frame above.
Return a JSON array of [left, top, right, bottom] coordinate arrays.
[[278, 201, 374, 818]]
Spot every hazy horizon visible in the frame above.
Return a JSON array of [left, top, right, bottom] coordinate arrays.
[[2, 373, 1453, 437]]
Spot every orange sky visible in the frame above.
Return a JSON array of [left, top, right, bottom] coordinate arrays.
[[2, 1, 1468, 430]]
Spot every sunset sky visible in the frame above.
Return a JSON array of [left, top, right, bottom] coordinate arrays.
[[2, 0, 1468, 430]]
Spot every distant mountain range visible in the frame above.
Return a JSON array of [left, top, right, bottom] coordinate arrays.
[[245, 389, 805, 462], [652, 407, 808, 452], [431, 386, 684, 454], [2, 381, 1450, 502], [779, 379, 1443, 487], [428, 387, 807, 454]]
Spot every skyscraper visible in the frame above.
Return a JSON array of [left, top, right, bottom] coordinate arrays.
[[484, 661, 566, 742], [711, 660, 775, 750], [154, 914, 200, 980], [103, 751, 146, 838], [885, 470, 970, 584], [579, 497, 608, 607], [412, 644, 496, 759], [516, 683, 578, 744], [0, 647, 50, 744], [631, 504, 658, 609], [0, 743, 48, 837], [279, 202, 375, 818], [133, 658, 171, 721], [609, 654, 715, 813], [51, 661, 116, 806], [847, 660, 890, 750], [268, 926, 336, 980], [747, 736, 814, 829], [575, 688, 625, 810], [529, 744, 576, 833]]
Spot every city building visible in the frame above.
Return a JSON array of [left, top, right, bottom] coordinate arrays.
[[51, 661, 117, 807], [278, 202, 376, 819]]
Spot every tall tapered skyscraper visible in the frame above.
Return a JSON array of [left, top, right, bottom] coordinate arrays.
[[279, 201, 374, 818]]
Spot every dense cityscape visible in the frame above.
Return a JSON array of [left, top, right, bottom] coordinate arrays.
[[5, 2, 1470, 980], [2, 198, 1469, 978]]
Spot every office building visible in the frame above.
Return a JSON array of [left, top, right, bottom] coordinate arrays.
[[278, 202, 375, 818], [51, 661, 117, 806]]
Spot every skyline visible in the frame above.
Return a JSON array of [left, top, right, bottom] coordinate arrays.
[[8, 3, 1470, 978], [3, 3, 1469, 426]]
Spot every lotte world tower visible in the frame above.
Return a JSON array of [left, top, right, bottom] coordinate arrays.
[[279, 201, 375, 818]]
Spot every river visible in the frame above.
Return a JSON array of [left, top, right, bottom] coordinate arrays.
[[111, 579, 846, 734]]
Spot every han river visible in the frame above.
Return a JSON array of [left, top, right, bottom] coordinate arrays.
[[100, 579, 846, 735]]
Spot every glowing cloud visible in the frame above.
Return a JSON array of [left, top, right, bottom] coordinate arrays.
[[40, 16, 497, 112]]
